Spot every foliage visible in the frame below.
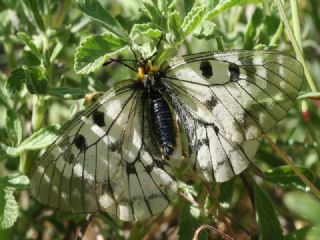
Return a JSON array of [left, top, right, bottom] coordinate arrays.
[[0, 0, 320, 239]]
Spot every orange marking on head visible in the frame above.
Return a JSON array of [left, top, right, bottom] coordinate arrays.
[[137, 67, 144, 79]]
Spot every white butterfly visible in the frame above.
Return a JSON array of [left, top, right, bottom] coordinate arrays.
[[29, 50, 303, 221]]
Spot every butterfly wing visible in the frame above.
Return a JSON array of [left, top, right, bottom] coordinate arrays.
[[30, 80, 177, 221], [162, 50, 303, 182]]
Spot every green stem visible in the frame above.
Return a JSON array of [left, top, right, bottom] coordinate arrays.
[[54, 0, 72, 28], [31, 95, 45, 131], [275, 0, 319, 92], [3, 40, 17, 70], [265, 135, 320, 200]]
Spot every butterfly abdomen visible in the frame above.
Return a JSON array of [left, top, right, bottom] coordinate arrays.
[[150, 91, 176, 159]]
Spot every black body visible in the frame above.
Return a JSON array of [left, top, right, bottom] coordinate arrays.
[[149, 89, 175, 159]]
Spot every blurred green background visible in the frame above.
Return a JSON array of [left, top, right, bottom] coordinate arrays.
[[1, 0, 320, 239]]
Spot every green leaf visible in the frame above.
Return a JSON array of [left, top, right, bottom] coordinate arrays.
[[254, 181, 283, 240], [219, 178, 235, 208], [6, 68, 26, 95], [243, 7, 264, 49], [77, 0, 129, 41], [265, 166, 315, 191], [47, 87, 87, 100], [167, 10, 183, 44], [194, 21, 216, 39], [0, 174, 30, 190], [284, 191, 320, 224], [179, 203, 206, 240], [3, 125, 60, 157], [23, 66, 48, 94], [74, 33, 129, 74], [6, 108, 23, 145], [130, 23, 162, 42], [181, 5, 205, 36], [298, 91, 320, 99], [142, 0, 162, 26], [0, 186, 18, 230], [20, 0, 45, 32], [17, 32, 41, 60], [205, 0, 250, 20]]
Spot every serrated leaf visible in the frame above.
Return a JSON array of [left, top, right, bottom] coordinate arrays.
[[17, 32, 41, 60], [0, 187, 18, 230], [3, 125, 60, 157], [6, 108, 22, 145], [0, 174, 30, 190], [6, 68, 26, 95], [23, 66, 48, 94], [77, 0, 128, 41], [74, 33, 129, 74], [47, 87, 87, 100], [182, 5, 205, 36], [254, 182, 283, 240], [142, 0, 162, 26], [205, 0, 250, 20], [167, 10, 183, 44], [130, 23, 162, 41], [284, 191, 320, 224], [265, 166, 315, 191], [194, 20, 216, 39]]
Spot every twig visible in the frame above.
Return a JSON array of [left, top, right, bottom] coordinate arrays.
[[69, 214, 93, 240], [192, 225, 233, 240], [264, 135, 320, 199]]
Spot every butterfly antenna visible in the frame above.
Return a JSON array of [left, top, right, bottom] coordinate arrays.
[[103, 58, 137, 72], [129, 45, 139, 62], [150, 33, 164, 64]]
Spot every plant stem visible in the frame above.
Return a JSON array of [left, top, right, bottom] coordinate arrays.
[[265, 135, 320, 200], [275, 0, 318, 92]]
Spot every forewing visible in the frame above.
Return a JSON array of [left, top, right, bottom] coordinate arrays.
[[163, 50, 303, 144], [30, 80, 177, 221]]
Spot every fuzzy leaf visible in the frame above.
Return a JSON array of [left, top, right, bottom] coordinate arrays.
[[17, 32, 41, 60], [6, 109, 22, 145], [3, 125, 60, 157], [167, 10, 183, 44], [74, 33, 129, 74], [206, 0, 250, 20], [130, 23, 162, 41], [0, 174, 30, 190], [77, 0, 128, 41], [23, 66, 48, 94], [182, 5, 205, 36], [0, 187, 18, 230], [6, 68, 26, 95], [194, 20, 216, 39]]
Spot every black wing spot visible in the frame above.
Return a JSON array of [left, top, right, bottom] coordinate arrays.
[[126, 162, 137, 174], [92, 110, 105, 127], [74, 134, 87, 151], [214, 126, 219, 134], [200, 61, 213, 79], [229, 63, 240, 81], [205, 97, 217, 111]]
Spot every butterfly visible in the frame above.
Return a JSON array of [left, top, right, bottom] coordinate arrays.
[[29, 50, 303, 221]]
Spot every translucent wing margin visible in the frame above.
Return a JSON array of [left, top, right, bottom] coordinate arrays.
[[30, 80, 177, 221], [163, 50, 303, 144]]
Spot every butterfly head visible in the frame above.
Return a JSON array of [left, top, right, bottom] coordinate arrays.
[[137, 59, 161, 85]]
